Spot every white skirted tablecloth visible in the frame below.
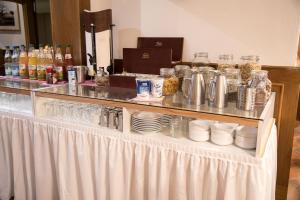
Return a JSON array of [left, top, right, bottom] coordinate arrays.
[[0, 111, 277, 200]]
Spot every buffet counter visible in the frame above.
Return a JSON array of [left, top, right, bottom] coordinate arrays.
[[0, 79, 277, 200]]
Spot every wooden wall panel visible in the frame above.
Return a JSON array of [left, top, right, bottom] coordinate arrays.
[[50, 0, 90, 65], [262, 66, 300, 200]]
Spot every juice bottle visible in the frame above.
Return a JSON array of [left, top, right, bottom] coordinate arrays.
[[54, 45, 65, 81], [45, 47, 54, 84], [4, 46, 12, 77], [37, 44, 46, 81], [64, 45, 73, 69], [28, 49, 38, 80], [19, 45, 29, 79], [11, 46, 20, 77]]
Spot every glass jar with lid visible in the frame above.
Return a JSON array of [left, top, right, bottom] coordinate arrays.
[[160, 68, 179, 96], [224, 68, 241, 101], [238, 55, 261, 83], [249, 70, 272, 108], [217, 54, 235, 72], [191, 52, 210, 71]]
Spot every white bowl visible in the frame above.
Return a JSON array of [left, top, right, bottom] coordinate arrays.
[[211, 133, 234, 146], [235, 136, 257, 149], [189, 130, 210, 142], [236, 126, 258, 138], [189, 120, 215, 131]]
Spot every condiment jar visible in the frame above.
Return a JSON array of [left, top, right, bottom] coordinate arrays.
[[249, 70, 272, 108], [217, 54, 235, 72], [238, 55, 261, 83], [160, 68, 179, 96], [191, 52, 210, 71], [224, 68, 241, 101]]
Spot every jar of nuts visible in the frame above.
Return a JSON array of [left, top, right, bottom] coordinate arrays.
[[217, 54, 235, 72], [160, 68, 179, 96], [238, 55, 261, 83]]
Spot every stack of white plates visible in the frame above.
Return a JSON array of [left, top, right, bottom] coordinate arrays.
[[189, 120, 214, 142], [160, 115, 172, 127], [131, 112, 162, 134], [235, 126, 258, 149], [211, 123, 238, 146]]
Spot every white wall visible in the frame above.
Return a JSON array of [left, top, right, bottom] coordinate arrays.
[[0, 4, 26, 49], [91, 0, 300, 66]]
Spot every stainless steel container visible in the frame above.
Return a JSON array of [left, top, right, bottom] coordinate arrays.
[[74, 66, 88, 83], [208, 71, 228, 108], [190, 71, 206, 105]]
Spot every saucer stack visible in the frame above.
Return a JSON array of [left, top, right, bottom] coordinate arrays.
[[189, 120, 214, 142], [131, 112, 162, 134], [235, 126, 258, 149], [211, 123, 238, 146]]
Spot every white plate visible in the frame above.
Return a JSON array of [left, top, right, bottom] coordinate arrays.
[[132, 112, 163, 120]]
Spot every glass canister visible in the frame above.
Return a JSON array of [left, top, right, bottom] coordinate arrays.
[[217, 54, 235, 72], [191, 52, 210, 71], [160, 68, 179, 96], [238, 55, 261, 83], [175, 65, 190, 91], [249, 70, 272, 108], [224, 68, 241, 101]]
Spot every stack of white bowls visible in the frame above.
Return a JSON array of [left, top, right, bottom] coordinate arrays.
[[235, 126, 258, 149], [189, 120, 214, 142], [211, 123, 239, 146], [131, 112, 162, 134]]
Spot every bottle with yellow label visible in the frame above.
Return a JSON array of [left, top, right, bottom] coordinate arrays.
[[28, 48, 38, 80], [37, 45, 46, 81], [54, 45, 65, 81], [19, 45, 29, 79]]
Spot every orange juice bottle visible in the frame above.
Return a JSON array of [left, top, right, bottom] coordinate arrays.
[[54, 45, 65, 81], [19, 45, 29, 79], [28, 48, 38, 80], [37, 44, 46, 81]]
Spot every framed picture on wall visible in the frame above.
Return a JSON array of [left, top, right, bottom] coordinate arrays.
[[0, 1, 20, 32]]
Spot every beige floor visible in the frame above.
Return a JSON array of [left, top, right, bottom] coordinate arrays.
[[287, 123, 300, 199]]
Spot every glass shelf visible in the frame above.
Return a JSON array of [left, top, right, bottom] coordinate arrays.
[[35, 84, 274, 124], [0, 77, 55, 95]]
